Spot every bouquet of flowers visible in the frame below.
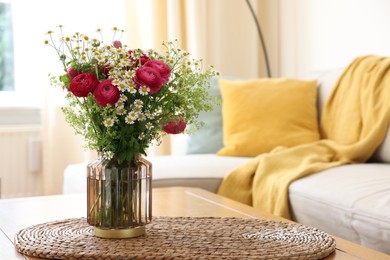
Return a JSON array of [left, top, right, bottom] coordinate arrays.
[[45, 26, 218, 167]]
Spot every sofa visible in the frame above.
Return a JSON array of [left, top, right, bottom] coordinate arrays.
[[63, 69, 390, 255]]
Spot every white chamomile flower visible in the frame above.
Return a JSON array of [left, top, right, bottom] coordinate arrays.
[[96, 55, 105, 63], [145, 111, 154, 119], [90, 38, 99, 45], [119, 58, 129, 67], [130, 104, 142, 113], [139, 86, 150, 96], [126, 70, 135, 78], [119, 70, 126, 77], [125, 114, 135, 124], [117, 82, 127, 92], [129, 86, 137, 94], [116, 107, 126, 115], [134, 99, 143, 107], [146, 122, 154, 130], [112, 78, 120, 85], [128, 111, 138, 120], [103, 151, 114, 160], [116, 100, 124, 108], [138, 113, 146, 121], [103, 118, 115, 127], [108, 70, 116, 77], [138, 133, 145, 140], [134, 107, 142, 113], [120, 94, 127, 102]]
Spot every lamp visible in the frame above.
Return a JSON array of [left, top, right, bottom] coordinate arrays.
[[245, 0, 272, 78]]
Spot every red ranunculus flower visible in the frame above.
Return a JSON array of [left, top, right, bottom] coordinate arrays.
[[69, 72, 99, 97], [93, 79, 120, 107], [162, 117, 187, 134], [144, 60, 171, 85], [98, 63, 111, 77], [133, 66, 163, 94], [128, 50, 150, 67], [66, 67, 80, 79]]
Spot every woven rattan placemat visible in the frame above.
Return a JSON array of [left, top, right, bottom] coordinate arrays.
[[15, 217, 336, 259]]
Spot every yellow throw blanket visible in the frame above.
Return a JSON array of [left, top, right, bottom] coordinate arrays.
[[217, 55, 390, 219]]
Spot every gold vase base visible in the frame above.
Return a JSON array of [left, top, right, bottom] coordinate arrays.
[[93, 226, 145, 239]]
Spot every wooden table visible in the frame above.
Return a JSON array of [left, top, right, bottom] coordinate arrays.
[[1, 187, 389, 259]]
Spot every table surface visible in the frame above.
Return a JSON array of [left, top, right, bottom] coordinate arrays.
[[1, 187, 389, 260]]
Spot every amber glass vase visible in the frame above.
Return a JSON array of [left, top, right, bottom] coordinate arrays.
[[87, 153, 152, 238]]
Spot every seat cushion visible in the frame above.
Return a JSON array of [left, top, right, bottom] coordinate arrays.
[[63, 154, 252, 194], [289, 163, 390, 254], [149, 154, 252, 193]]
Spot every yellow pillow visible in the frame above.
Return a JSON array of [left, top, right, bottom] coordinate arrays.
[[217, 78, 320, 157]]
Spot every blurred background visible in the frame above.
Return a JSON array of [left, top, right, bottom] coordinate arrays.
[[1, 0, 390, 198]]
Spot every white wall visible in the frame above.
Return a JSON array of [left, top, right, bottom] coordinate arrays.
[[279, 0, 390, 78]]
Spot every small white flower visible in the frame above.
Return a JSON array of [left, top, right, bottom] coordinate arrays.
[[134, 99, 143, 107], [119, 58, 129, 67], [138, 113, 146, 121], [130, 105, 142, 113], [108, 70, 116, 77], [128, 111, 138, 120], [112, 78, 121, 85], [120, 94, 128, 102], [103, 151, 114, 160], [103, 118, 115, 127], [116, 107, 126, 115], [125, 70, 135, 78], [146, 122, 154, 130], [117, 81, 127, 92], [125, 114, 135, 124], [129, 86, 137, 94], [115, 100, 124, 108], [135, 107, 142, 113], [119, 70, 126, 77], [96, 55, 105, 63], [139, 86, 150, 96], [145, 111, 154, 119]]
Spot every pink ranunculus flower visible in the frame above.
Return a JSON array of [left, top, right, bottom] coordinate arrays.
[[133, 66, 163, 94], [113, 40, 122, 48], [93, 79, 120, 107], [162, 117, 187, 134], [144, 60, 171, 85], [69, 72, 99, 97], [66, 67, 80, 79]]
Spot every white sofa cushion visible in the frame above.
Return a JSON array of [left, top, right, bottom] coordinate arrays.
[[289, 163, 390, 254]]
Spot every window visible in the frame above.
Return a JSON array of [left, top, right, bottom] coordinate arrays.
[[0, 0, 126, 108], [0, 2, 14, 91]]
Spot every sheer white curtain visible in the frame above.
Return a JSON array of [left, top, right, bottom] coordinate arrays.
[[125, 0, 264, 76], [124, 0, 271, 155]]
